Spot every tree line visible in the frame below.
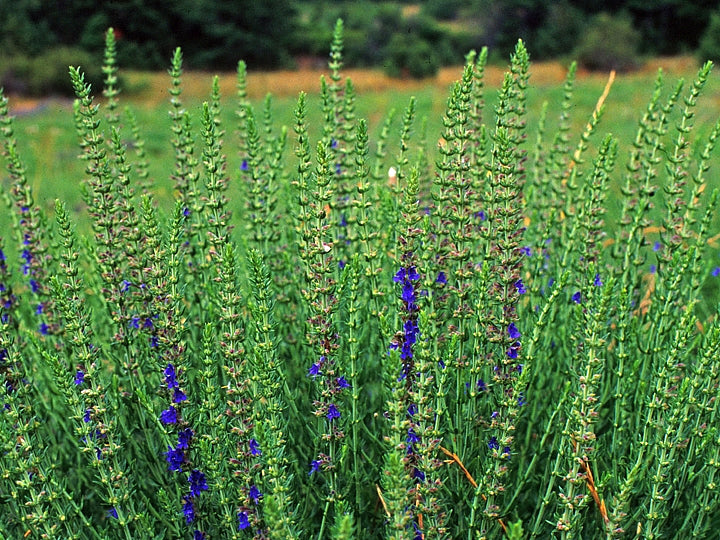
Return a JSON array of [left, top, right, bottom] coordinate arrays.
[[2, 0, 720, 94]]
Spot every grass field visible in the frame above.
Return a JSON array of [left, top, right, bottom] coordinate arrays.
[[3, 55, 720, 231]]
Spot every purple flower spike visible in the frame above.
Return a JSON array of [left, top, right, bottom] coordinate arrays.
[[488, 436, 499, 450], [238, 511, 250, 530], [160, 406, 178, 425], [183, 496, 195, 523], [336, 376, 351, 389], [249, 485, 262, 504], [74, 370, 85, 385], [249, 438, 262, 456], [307, 362, 321, 378], [164, 364, 178, 388], [572, 291, 582, 304], [515, 279, 527, 295], [188, 470, 209, 497], [507, 323, 521, 339], [165, 446, 185, 472], [177, 428, 194, 449], [173, 388, 188, 403], [435, 271, 447, 284], [326, 403, 341, 421]]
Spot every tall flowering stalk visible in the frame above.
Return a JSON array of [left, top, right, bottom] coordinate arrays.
[[383, 168, 446, 538], [0, 88, 56, 338], [293, 89, 351, 534], [473, 41, 530, 535]]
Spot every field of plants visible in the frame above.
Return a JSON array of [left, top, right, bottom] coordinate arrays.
[[3, 22, 720, 539]]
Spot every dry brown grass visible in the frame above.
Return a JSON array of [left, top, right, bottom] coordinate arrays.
[[5, 56, 700, 113], [119, 55, 700, 108]]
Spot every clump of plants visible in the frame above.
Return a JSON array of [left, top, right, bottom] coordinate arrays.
[[2, 21, 720, 539]]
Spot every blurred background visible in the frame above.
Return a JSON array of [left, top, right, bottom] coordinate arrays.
[[4, 0, 720, 96]]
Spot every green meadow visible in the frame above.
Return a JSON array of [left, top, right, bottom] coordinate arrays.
[[4, 34, 720, 536], [7, 56, 719, 235]]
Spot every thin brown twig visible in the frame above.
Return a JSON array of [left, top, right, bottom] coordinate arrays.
[[439, 446, 508, 535]]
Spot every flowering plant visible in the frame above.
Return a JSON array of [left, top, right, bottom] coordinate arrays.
[[1, 22, 720, 539]]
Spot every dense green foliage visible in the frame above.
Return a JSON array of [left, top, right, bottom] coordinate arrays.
[[3, 23, 720, 539]]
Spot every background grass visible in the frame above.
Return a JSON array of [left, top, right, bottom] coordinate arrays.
[[3, 56, 720, 239]]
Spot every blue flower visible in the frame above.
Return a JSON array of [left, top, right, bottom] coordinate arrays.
[[507, 323, 521, 339], [307, 362, 321, 378], [160, 406, 178, 425], [165, 446, 185, 472], [713, 267, 720, 277], [572, 291, 582, 304], [475, 210, 487, 221], [29, 279, 39, 293], [240, 159, 249, 171], [488, 436, 499, 450], [401, 282, 416, 304], [515, 279, 527, 295], [164, 364, 178, 388], [520, 246, 531, 256], [394, 266, 420, 283], [653, 241, 661, 252], [477, 379, 487, 392], [107, 507, 118, 519], [39, 323, 49, 335], [594, 273, 603, 286], [120, 280, 132, 293], [177, 428, 194, 449], [326, 403, 341, 421], [74, 370, 85, 385], [83, 409, 91, 423], [173, 388, 187, 403], [193, 531, 206, 540], [238, 511, 250, 530], [406, 428, 420, 445], [182, 496, 195, 523], [309, 460, 321, 475], [35, 303, 43, 315], [435, 271, 447, 284], [249, 485, 262, 504], [336, 376, 351, 389], [249, 438, 261, 456], [188, 470, 209, 497]]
